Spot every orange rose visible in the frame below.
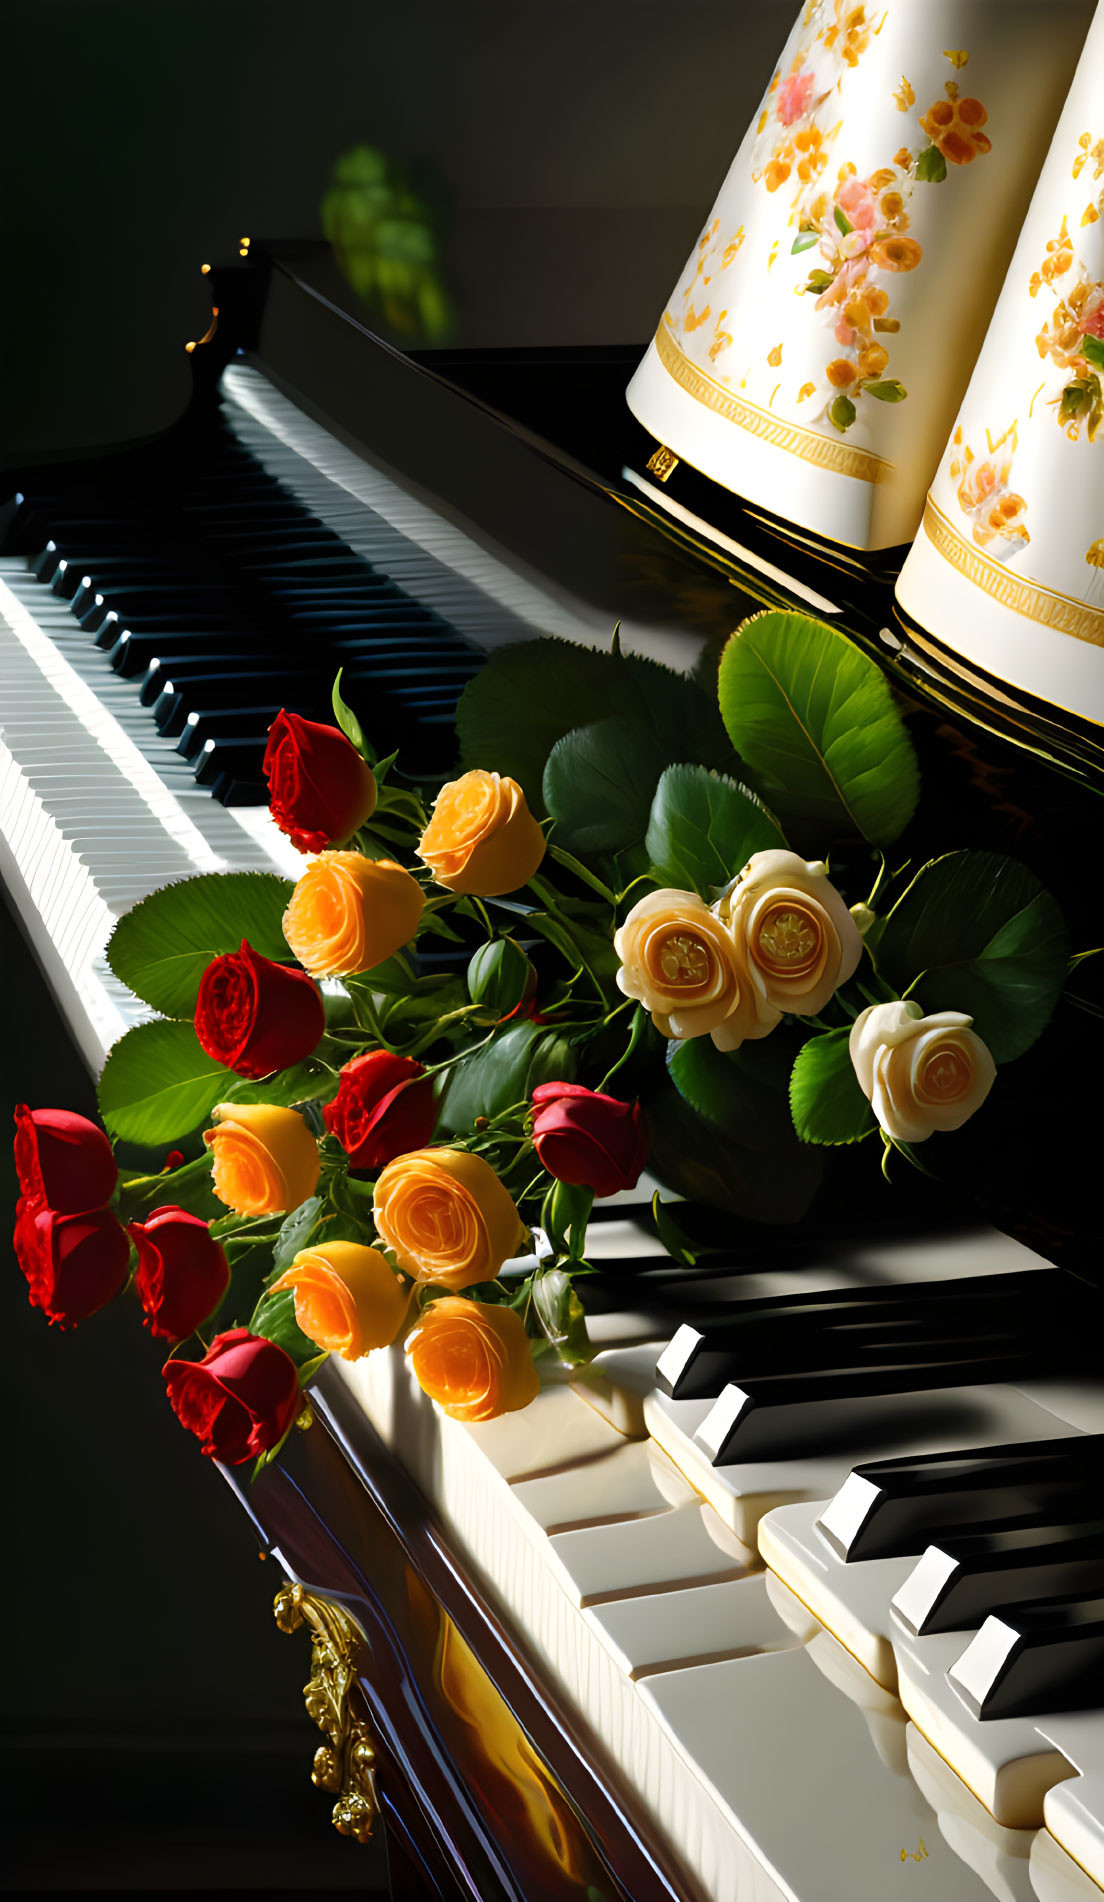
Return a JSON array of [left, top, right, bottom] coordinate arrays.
[[271, 1241, 408, 1359], [373, 1148, 526, 1288], [406, 1297, 539, 1421], [417, 771, 545, 896], [282, 852, 424, 978], [204, 1102, 320, 1216]]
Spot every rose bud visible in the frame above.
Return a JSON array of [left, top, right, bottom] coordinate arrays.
[[128, 1206, 232, 1342], [13, 1104, 117, 1214], [194, 939, 326, 1080], [323, 1050, 436, 1173], [271, 1241, 408, 1360], [204, 1101, 321, 1216], [162, 1327, 300, 1463], [613, 887, 769, 1046], [373, 1148, 527, 1289], [282, 852, 424, 979], [406, 1296, 539, 1422], [13, 1198, 130, 1326], [849, 1000, 997, 1144], [417, 769, 545, 897], [716, 850, 863, 1042], [263, 709, 378, 855], [530, 1082, 649, 1197], [466, 938, 536, 1022]]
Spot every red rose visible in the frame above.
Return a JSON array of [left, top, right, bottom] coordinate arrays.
[[162, 1328, 300, 1464], [530, 1082, 649, 1198], [13, 1104, 117, 1214], [128, 1205, 232, 1342], [263, 710, 378, 855], [13, 1197, 130, 1326], [323, 1050, 436, 1172], [194, 939, 325, 1079]]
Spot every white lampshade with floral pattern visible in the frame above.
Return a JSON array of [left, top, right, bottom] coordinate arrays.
[[896, 0, 1104, 723], [626, 0, 1093, 551]]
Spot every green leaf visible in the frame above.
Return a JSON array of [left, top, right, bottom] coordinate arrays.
[[456, 637, 728, 818], [828, 394, 856, 432], [645, 764, 784, 897], [833, 205, 853, 235], [645, 1043, 823, 1223], [871, 850, 1069, 1061], [114, 1153, 222, 1224], [791, 227, 820, 253], [805, 270, 833, 293], [332, 666, 374, 761], [1082, 336, 1104, 372], [271, 1196, 326, 1274], [219, 1061, 340, 1111], [789, 1028, 876, 1144], [98, 1020, 233, 1144], [863, 379, 907, 403], [915, 143, 948, 183], [106, 872, 295, 1018], [716, 610, 920, 848], [544, 716, 669, 856], [249, 1287, 323, 1372], [206, 1233, 279, 1337]]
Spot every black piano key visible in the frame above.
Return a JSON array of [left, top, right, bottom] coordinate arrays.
[[892, 1521, 1104, 1635], [948, 1596, 1104, 1719], [694, 1342, 1096, 1466], [818, 1436, 1104, 1561], [175, 706, 287, 760], [655, 1269, 1073, 1400]]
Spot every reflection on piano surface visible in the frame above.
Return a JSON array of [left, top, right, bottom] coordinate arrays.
[[4, 242, 1104, 1900]]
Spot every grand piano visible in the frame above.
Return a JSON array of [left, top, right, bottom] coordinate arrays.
[[4, 237, 1104, 1901]]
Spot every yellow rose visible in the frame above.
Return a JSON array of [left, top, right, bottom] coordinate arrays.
[[406, 1296, 539, 1421], [417, 770, 545, 896], [613, 887, 771, 1044], [270, 1241, 407, 1360], [719, 850, 863, 1028], [282, 852, 424, 978], [849, 1000, 996, 1143], [373, 1148, 526, 1288], [204, 1102, 320, 1215]]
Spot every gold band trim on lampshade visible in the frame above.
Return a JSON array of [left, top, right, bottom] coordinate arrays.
[[653, 321, 892, 486], [922, 498, 1104, 650]]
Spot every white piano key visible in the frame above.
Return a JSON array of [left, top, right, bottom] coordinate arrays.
[[638, 1635, 1002, 1902], [582, 1570, 812, 1682], [509, 1437, 697, 1534], [894, 1627, 1079, 1828], [905, 1724, 1038, 1902], [546, 1500, 755, 1609], [1030, 1826, 1104, 1902], [1040, 1719, 1104, 1892]]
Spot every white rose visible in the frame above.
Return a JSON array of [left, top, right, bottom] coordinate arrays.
[[614, 887, 777, 1044], [849, 1000, 996, 1143], [718, 850, 864, 1023]]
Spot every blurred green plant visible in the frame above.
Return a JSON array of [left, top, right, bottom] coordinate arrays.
[[321, 144, 455, 344]]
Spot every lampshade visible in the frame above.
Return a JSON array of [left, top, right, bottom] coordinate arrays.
[[895, 0, 1104, 725], [626, 0, 1093, 552]]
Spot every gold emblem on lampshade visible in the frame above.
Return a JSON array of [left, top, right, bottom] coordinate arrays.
[[626, 0, 1094, 551], [896, 0, 1104, 724]]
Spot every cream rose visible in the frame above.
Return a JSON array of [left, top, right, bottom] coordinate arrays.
[[614, 887, 771, 1044], [719, 851, 863, 1030], [849, 1000, 997, 1143]]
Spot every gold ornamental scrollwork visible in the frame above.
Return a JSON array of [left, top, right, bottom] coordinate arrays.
[[274, 1581, 379, 1844]]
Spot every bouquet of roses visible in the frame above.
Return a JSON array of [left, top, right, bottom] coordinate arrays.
[[12, 610, 1075, 1468]]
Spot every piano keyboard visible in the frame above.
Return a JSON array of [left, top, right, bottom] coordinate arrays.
[[314, 1192, 1104, 1902], [0, 363, 700, 1071]]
